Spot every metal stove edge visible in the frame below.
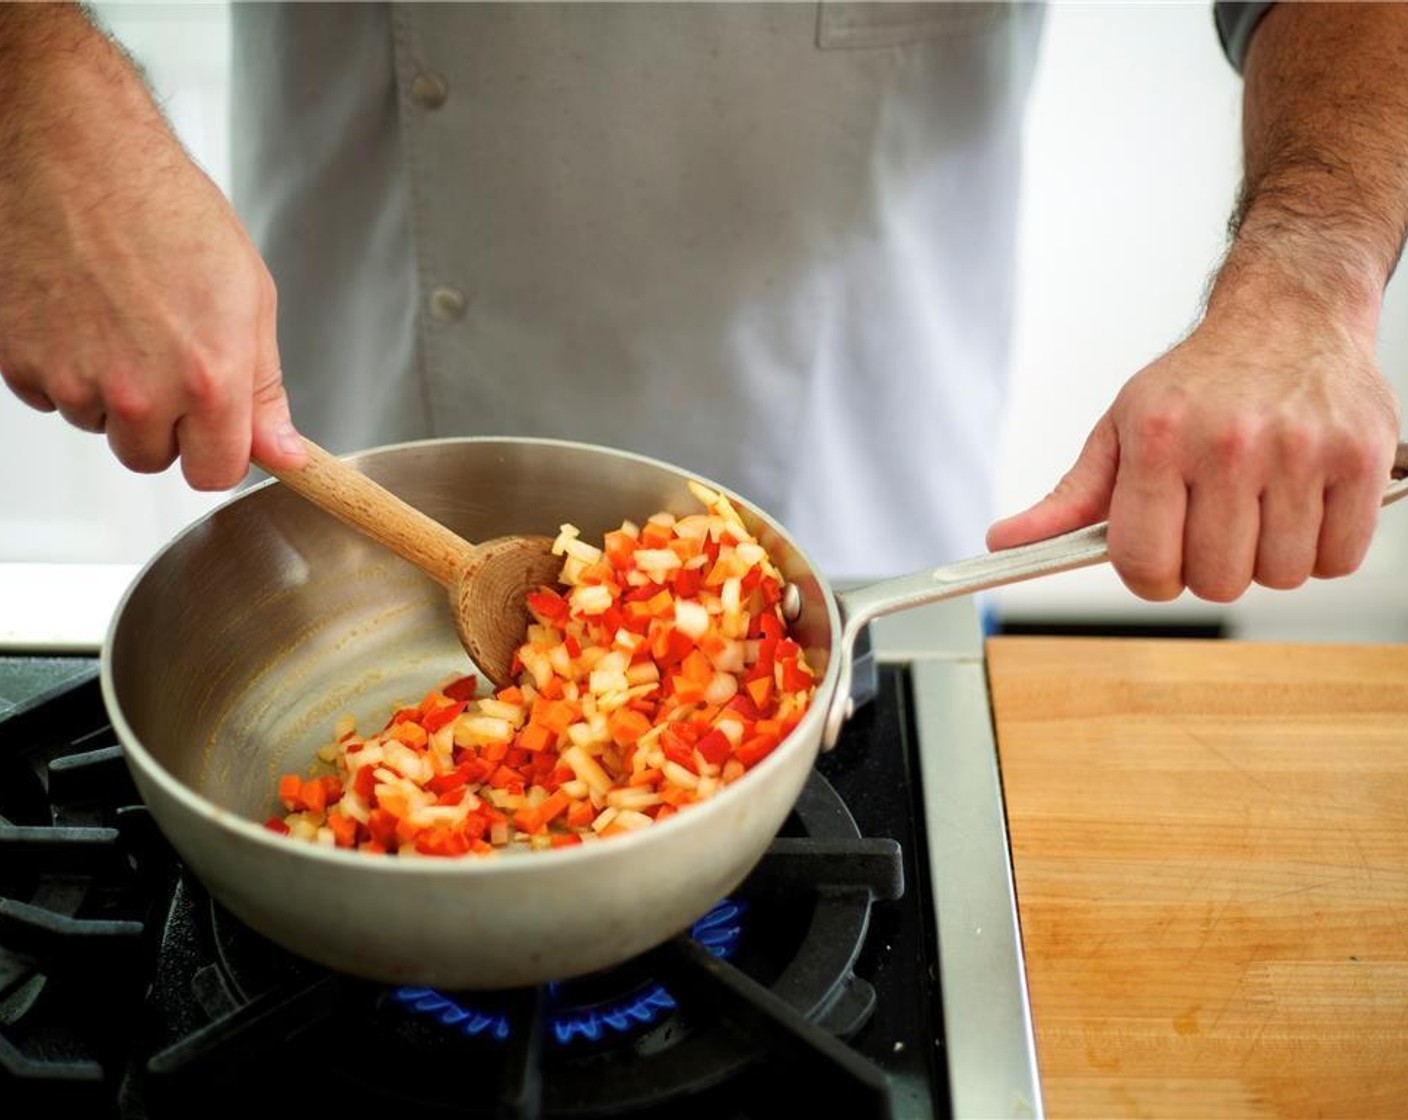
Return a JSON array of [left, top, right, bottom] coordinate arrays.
[[870, 600, 1043, 1120]]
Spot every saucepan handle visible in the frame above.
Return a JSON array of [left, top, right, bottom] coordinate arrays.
[[820, 440, 1408, 748]]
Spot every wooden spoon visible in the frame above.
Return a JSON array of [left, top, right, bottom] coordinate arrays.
[[257, 438, 563, 687]]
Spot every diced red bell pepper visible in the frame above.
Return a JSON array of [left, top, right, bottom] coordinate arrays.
[[352, 765, 377, 801], [421, 700, 466, 732], [366, 808, 399, 848], [674, 566, 703, 599], [443, 674, 479, 702], [696, 729, 732, 767], [663, 739, 699, 774]]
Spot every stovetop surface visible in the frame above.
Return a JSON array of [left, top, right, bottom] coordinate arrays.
[[0, 656, 947, 1119]]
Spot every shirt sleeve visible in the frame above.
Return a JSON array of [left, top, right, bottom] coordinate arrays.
[[1213, 1, 1276, 74]]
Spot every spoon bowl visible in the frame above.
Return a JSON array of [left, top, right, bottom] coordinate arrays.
[[256, 438, 561, 685]]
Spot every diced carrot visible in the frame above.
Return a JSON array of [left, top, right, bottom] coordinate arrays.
[[417, 690, 449, 714], [482, 740, 509, 763], [566, 800, 596, 829], [278, 774, 303, 810], [388, 721, 429, 750], [487, 764, 523, 790], [577, 560, 617, 586], [538, 675, 565, 700], [376, 787, 411, 820], [518, 721, 554, 753], [532, 698, 577, 735], [680, 649, 713, 684], [417, 826, 469, 857], [537, 790, 572, 826], [735, 731, 782, 768], [327, 811, 358, 848], [628, 767, 663, 788], [670, 675, 707, 705], [607, 708, 652, 746], [310, 775, 343, 809], [746, 675, 775, 712]]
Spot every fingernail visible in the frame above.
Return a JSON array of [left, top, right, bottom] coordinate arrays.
[[276, 423, 304, 457]]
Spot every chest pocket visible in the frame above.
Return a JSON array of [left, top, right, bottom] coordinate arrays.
[[816, 1, 1009, 49]]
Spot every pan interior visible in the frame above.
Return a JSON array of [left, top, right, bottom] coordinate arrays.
[[105, 438, 837, 824]]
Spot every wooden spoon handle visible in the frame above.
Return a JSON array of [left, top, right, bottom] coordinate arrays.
[[257, 437, 472, 588]]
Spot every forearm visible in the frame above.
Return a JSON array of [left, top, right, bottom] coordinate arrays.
[[0, 4, 174, 196], [1213, 2, 1408, 340]]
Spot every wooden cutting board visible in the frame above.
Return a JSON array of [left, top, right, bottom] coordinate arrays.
[[986, 636, 1408, 1120]]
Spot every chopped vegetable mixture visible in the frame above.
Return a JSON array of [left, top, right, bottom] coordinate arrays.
[[265, 481, 819, 857]]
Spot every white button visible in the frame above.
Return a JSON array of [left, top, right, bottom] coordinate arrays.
[[410, 71, 448, 109], [429, 286, 466, 322]]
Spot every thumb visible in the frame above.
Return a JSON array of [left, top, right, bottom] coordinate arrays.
[[249, 363, 306, 471], [986, 413, 1120, 550], [247, 278, 307, 472]]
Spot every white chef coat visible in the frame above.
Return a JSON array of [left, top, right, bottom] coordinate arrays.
[[230, 2, 1046, 581]]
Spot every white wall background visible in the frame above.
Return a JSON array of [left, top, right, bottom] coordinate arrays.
[[2, 2, 1406, 642]]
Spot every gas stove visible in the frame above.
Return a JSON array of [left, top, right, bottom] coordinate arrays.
[[0, 594, 1040, 1118]]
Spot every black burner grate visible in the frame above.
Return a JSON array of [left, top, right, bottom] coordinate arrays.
[[0, 661, 947, 1118]]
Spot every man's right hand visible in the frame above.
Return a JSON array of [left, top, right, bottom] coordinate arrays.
[[0, 4, 307, 490]]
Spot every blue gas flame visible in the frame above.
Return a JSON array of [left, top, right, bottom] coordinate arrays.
[[392, 898, 745, 1044]]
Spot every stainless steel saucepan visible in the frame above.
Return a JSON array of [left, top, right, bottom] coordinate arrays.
[[101, 437, 1408, 989]]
